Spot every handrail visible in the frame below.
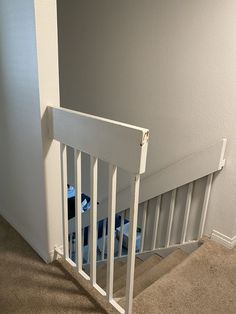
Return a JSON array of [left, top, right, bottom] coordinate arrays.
[[48, 106, 149, 174], [81, 138, 227, 229], [69, 139, 227, 268]]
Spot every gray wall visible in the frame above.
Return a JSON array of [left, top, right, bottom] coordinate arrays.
[[0, 0, 48, 258], [58, 0, 236, 239]]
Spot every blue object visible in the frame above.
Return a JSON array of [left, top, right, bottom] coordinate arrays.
[[67, 185, 91, 212], [67, 185, 75, 198]]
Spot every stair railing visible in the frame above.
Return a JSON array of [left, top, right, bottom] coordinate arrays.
[[75, 138, 226, 261], [48, 106, 149, 314]]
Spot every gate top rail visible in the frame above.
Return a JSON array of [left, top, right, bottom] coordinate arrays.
[[48, 106, 149, 174]]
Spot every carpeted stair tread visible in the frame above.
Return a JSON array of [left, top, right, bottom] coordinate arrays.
[[113, 254, 162, 294], [96, 262, 107, 280], [96, 259, 127, 288], [97, 257, 143, 289], [132, 240, 236, 314], [115, 249, 188, 302], [113, 257, 143, 284], [83, 258, 126, 279]]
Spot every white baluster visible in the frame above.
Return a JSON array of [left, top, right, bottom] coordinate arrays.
[[125, 174, 140, 314], [90, 156, 98, 285], [87, 226, 90, 264], [198, 174, 213, 238], [69, 233, 73, 260], [165, 189, 177, 247], [82, 228, 84, 264], [181, 182, 193, 244], [101, 219, 106, 261], [107, 164, 117, 301], [151, 195, 161, 250], [140, 201, 148, 252], [60, 144, 69, 259], [75, 149, 82, 271], [118, 211, 125, 257]]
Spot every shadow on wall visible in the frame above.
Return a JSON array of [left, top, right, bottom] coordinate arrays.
[[0, 13, 11, 209], [0, 0, 50, 259]]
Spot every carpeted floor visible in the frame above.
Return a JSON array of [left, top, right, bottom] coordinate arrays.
[[0, 216, 106, 314], [1, 214, 236, 314], [133, 238, 236, 314]]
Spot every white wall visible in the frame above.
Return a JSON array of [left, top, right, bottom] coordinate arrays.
[[57, 0, 236, 240], [0, 0, 62, 261]]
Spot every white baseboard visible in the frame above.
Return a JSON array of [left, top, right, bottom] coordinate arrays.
[[211, 230, 236, 249]]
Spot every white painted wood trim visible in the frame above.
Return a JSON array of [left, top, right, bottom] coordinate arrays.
[[75, 150, 82, 272], [81, 139, 227, 228], [79, 269, 90, 281], [90, 157, 98, 285], [60, 253, 91, 281], [181, 182, 193, 244], [69, 233, 73, 260], [101, 219, 106, 261], [151, 196, 161, 250], [94, 284, 106, 296], [165, 189, 177, 247], [138, 139, 226, 205], [54, 245, 64, 258], [109, 299, 125, 314], [211, 230, 236, 249], [106, 165, 117, 301], [48, 106, 149, 174], [87, 226, 90, 264], [34, 0, 62, 265], [125, 174, 140, 314], [140, 201, 148, 252], [60, 144, 69, 259], [198, 173, 213, 239], [82, 228, 85, 248], [118, 211, 125, 257]]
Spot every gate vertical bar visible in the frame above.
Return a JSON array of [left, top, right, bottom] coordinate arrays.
[[60, 143, 69, 259], [101, 219, 106, 261], [90, 156, 98, 285], [125, 174, 140, 314], [198, 174, 213, 238], [118, 211, 125, 257], [75, 149, 82, 271], [107, 164, 117, 301]]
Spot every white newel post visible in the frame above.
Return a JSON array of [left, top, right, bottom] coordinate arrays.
[[34, 0, 63, 261]]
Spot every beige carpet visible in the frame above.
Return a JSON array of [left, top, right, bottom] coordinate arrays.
[[1, 214, 236, 314], [133, 239, 236, 314], [0, 216, 106, 314]]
